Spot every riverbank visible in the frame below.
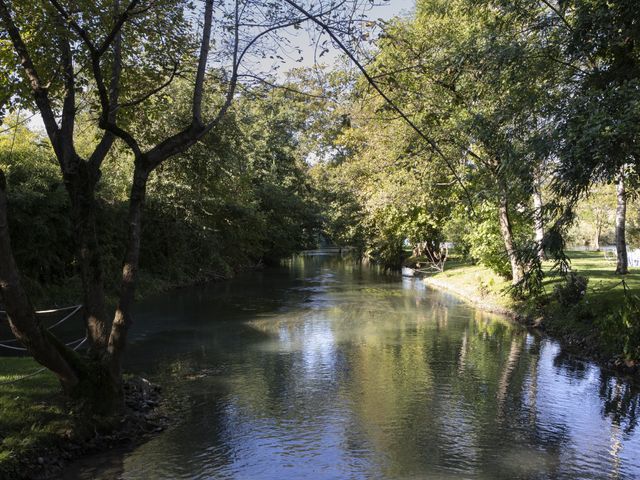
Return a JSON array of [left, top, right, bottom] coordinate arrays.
[[423, 252, 640, 375], [0, 357, 169, 480], [0, 264, 251, 479]]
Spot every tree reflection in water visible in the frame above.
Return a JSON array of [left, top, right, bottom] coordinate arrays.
[[65, 254, 640, 480]]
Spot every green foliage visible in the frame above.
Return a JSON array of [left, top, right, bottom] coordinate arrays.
[[552, 273, 589, 308], [1, 0, 639, 365], [308, 62, 456, 267], [316, 0, 558, 280], [464, 209, 511, 278], [0, 122, 74, 289], [459, 202, 534, 282], [0, 81, 323, 301], [599, 291, 640, 361]]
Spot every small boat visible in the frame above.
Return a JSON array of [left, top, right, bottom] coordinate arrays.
[[401, 267, 415, 277]]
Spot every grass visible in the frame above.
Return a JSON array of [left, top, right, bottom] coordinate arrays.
[[0, 357, 72, 470], [425, 251, 640, 363], [0, 356, 138, 478], [554, 251, 640, 306], [426, 257, 515, 309], [0, 261, 234, 477], [430, 250, 639, 309]]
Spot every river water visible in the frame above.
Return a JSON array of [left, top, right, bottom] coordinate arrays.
[[67, 253, 640, 479]]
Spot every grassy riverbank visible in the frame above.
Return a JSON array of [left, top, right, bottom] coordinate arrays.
[[0, 359, 65, 472], [0, 357, 166, 479], [424, 251, 640, 370], [0, 358, 87, 478]]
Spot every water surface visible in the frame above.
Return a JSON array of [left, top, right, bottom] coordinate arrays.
[[68, 254, 640, 479]]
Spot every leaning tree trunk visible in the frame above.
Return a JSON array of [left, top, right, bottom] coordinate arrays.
[[615, 169, 628, 274], [107, 164, 149, 387], [0, 171, 79, 390], [532, 185, 545, 261], [498, 192, 525, 285]]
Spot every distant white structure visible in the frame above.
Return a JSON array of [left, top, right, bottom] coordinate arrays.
[[628, 249, 640, 268], [570, 245, 640, 268], [401, 267, 415, 277]]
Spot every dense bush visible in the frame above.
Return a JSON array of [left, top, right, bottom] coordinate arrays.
[[0, 92, 322, 302], [598, 291, 640, 361], [552, 273, 589, 307]]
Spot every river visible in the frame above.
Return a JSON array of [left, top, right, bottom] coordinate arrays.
[[66, 252, 640, 479]]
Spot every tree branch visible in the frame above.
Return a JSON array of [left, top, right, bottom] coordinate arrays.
[[120, 61, 179, 108], [47, 0, 140, 56], [89, 0, 125, 171], [282, 0, 476, 213], [0, 0, 61, 154], [57, 21, 77, 166], [539, 0, 573, 33], [192, 0, 214, 125], [237, 73, 329, 99]]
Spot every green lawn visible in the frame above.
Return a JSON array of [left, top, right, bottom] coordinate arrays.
[[553, 251, 640, 306], [427, 258, 515, 309], [432, 251, 638, 309], [0, 357, 71, 472]]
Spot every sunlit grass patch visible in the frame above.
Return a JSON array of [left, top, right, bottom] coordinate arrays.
[[436, 251, 639, 309]]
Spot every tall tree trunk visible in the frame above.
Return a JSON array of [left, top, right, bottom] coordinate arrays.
[[615, 168, 628, 274], [594, 220, 601, 251], [532, 184, 545, 261], [0, 171, 79, 390], [107, 165, 149, 383], [65, 162, 109, 354], [498, 192, 524, 285]]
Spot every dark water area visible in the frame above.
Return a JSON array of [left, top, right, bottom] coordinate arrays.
[[66, 253, 640, 479]]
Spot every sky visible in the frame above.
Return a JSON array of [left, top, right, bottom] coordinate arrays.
[[261, 0, 416, 76], [26, 0, 416, 133], [365, 0, 415, 23]]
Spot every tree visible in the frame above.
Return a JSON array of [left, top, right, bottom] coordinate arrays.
[[352, 0, 560, 285], [0, 0, 373, 408], [542, 0, 640, 272], [615, 166, 629, 274], [568, 183, 616, 250]]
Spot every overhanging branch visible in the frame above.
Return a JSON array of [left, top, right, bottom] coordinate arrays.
[[282, 0, 476, 213]]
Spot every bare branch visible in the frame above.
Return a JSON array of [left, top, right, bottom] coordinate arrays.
[[539, 0, 573, 33], [237, 73, 329, 99], [236, 17, 306, 67], [203, 0, 241, 131]]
